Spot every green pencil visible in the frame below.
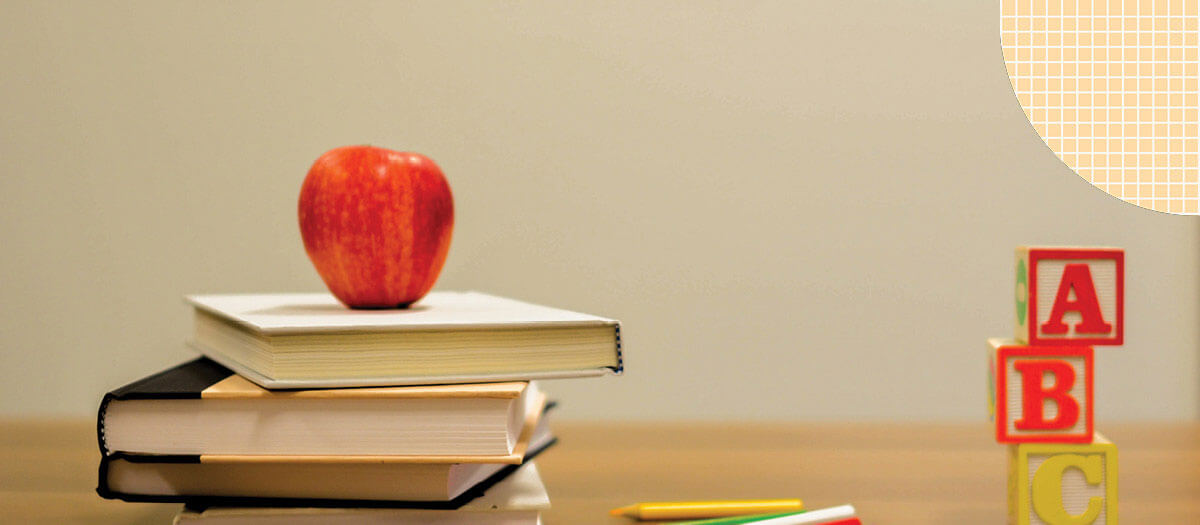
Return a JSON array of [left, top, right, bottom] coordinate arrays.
[[672, 510, 808, 525]]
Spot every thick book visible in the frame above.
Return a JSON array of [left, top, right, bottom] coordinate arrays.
[[97, 416, 556, 505], [98, 358, 544, 457], [172, 462, 549, 524], [185, 291, 623, 388]]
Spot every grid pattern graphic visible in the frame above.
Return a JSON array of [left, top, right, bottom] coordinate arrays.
[[1003, 0, 1200, 214]]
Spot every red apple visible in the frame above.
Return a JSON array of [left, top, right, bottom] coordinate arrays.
[[298, 146, 453, 309]]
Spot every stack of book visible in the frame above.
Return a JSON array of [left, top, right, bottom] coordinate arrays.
[[97, 291, 623, 524]]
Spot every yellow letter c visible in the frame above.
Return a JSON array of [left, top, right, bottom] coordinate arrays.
[[1031, 454, 1104, 524]]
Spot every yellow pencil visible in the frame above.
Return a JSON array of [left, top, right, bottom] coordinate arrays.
[[609, 499, 804, 521]]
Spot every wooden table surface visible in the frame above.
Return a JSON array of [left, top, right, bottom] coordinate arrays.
[[1, 420, 1197, 524]]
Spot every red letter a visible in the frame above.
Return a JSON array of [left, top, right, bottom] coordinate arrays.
[[1040, 264, 1112, 335], [1013, 360, 1079, 431]]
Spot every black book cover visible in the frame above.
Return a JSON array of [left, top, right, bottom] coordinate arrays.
[[95, 436, 558, 509], [97, 357, 234, 456]]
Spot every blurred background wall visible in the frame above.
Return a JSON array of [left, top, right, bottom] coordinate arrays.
[[1, 0, 1197, 420]]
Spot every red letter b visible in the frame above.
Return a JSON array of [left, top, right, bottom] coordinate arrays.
[[1013, 360, 1079, 431]]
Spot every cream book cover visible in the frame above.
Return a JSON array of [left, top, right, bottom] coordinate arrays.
[[185, 291, 623, 389]]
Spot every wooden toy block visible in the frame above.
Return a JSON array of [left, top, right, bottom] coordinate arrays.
[[1014, 247, 1123, 346], [991, 339, 1093, 444], [1008, 433, 1118, 525]]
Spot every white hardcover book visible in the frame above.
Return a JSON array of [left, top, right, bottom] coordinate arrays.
[[186, 291, 622, 389]]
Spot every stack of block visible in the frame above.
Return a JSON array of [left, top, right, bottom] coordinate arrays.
[[988, 246, 1122, 525]]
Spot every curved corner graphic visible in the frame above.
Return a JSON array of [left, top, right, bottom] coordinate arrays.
[[1002, 0, 1199, 214]]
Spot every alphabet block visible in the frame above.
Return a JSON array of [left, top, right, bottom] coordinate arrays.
[[991, 339, 1093, 444], [1014, 247, 1123, 346], [1008, 434, 1118, 525]]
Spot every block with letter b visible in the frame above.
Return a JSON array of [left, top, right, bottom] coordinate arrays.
[[1015, 247, 1123, 346], [991, 339, 1093, 444], [1008, 434, 1118, 525]]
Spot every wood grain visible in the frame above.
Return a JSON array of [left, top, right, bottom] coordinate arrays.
[[2, 420, 1196, 524]]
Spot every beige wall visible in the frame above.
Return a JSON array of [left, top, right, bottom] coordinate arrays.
[[1, 1, 1197, 420]]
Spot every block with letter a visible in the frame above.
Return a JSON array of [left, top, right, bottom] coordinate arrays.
[[990, 339, 1093, 444], [1014, 247, 1123, 346], [1008, 434, 1118, 525]]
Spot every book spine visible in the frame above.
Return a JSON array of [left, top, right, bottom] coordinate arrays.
[[96, 392, 114, 456], [612, 323, 624, 373]]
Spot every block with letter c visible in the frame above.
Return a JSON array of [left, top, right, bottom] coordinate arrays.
[[1008, 435, 1118, 525]]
